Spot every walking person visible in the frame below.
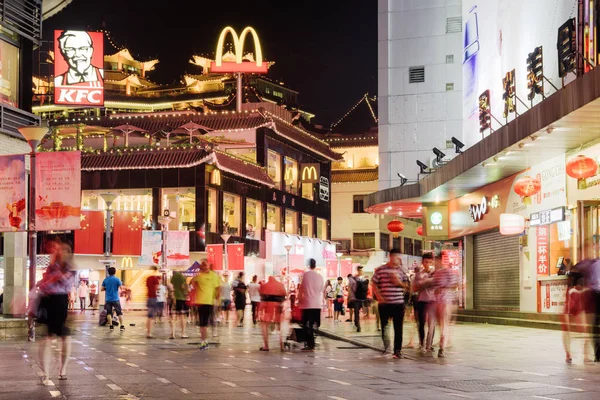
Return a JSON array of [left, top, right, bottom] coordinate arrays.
[[191, 260, 221, 350], [248, 275, 261, 327], [220, 273, 232, 323], [350, 266, 369, 332], [572, 253, 600, 362], [77, 280, 88, 313], [298, 259, 325, 351], [89, 281, 97, 308], [145, 266, 161, 338], [413, 252, 436, 353], [156, 280, 167, 324], [324, 280, 334, 318], [68, 285, 76, 311], [102, 267, 126, 331], [372, 248, 410, 359], [258, 276, 286, 351], [232, 272, 247, 327], [37, 242, 75, 383], [333, 277, 344, 322], [562, 272, 594, 363], [431, 250, 458, 358], [169, 271, 189, 339], [345, 274, 354, 323]]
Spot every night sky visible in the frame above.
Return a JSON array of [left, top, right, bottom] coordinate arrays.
[[43, 0, 377, 126]]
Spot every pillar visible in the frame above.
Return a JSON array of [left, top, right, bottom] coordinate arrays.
[[464, 235, 474, 310], [2, 232, 28, 317]]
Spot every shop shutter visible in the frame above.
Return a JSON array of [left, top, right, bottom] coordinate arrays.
[[473, 230, 520, 309]]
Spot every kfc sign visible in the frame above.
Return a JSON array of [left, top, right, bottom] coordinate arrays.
[[54, 30, 104, 106]]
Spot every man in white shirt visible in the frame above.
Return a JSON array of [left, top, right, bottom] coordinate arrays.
[[247, 275, 261, 326], [298, 259, 325, 351], [77, 281, 89, 313]]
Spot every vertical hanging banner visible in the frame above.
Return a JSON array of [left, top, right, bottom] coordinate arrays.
[[138, 230, 162, 266], [54, 30, 104, 106], [74, 210, 104, 254], [35, 151, 81, 231], [536, 226, 549, 275], [0, 154, 26, 232], [166, 231, 190, 267], [112, 211, 143, 255], [206, 244, 223, 271], [326, 259, 338, 278], [227, 243, 245, 270]]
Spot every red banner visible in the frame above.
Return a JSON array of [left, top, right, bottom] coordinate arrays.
[[207, 244, 223, 271], [326, 259, 338, 278], [0, 154, 26, 232], [341, 259, 353, 277], [75, 210, 104, 254], [112, 211, 143, 255], [536, 226, 549, 275], [227, 243, 245, 270]]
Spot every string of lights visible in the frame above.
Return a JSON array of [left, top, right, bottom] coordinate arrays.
[[330, 93, 378, 129]]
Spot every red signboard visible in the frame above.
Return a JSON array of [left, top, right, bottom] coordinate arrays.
[[54, 30, 104, 106], [536, 226, 549, 275]]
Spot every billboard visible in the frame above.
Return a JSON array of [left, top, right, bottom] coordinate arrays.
[[54, 30, 104, 106], [463, 0, 577, 147], [0, 155, 26, 232]]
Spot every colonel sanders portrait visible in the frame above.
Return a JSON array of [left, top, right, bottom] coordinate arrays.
[[54, 30, 104, 86]]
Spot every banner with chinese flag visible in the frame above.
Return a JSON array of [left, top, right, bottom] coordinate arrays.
[[74, 210, 104, 254], [35, 151, 81, 231], [0, 154, 26, 232], [112, 211, 143, 255], [206, 244, 223, 271], [166, 231, 190, 267], [227, 243, 245, 270]]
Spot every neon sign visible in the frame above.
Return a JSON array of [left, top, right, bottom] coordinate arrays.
[[211, 26, 268, 74]]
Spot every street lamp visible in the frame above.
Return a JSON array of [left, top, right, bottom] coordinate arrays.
[[18, 125, 49, 342], [336, 252, 343, 278], [284, 244, 292, 294], [221, 234, 231, 271], [158, 216, 172, 283], [100, 193, 118, 260]]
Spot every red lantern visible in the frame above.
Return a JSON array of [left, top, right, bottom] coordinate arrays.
[[566, 155, 598, 189], [387, 219, 404, 238], [416, 226, 423, 236], [513, 175, 541, 205]]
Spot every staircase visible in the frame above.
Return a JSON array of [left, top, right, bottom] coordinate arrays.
[[123, 270, 153, 310], [455, 309, 564, 331]]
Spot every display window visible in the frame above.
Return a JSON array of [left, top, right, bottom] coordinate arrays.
[[267, 204, 281, 231], [246, 198, 262, 239], [316, 218, 328, 240], [207, 188, 217, 233], [162, 188, 195, 231], [285, 209, 298, 234], [0, 40, 19, 107], [302, 214, 313, 237], [267, 150, 282, 189], [82, 189, 152, 228], [223, 192, 241, 235], [284, 156, 299, 195]]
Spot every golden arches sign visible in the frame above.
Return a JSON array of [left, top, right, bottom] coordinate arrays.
[[301, 164, 320, 183], [211, 26, 268, 74], [211, 169, 221, 185], [121, 257, 133, 269]]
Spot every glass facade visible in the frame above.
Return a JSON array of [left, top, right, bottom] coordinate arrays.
[[82, 189, 152, 229], [267, 150, 282, 189], [302, 214, 313, 237], [207, 188, 217, 233], [162, 188, 195, 231], [317, 218, 328, 240], [246, 199, 262, 239], [285, 209, 298, 234], [223, 192, 241, 235], [267, 204, 281, 231]]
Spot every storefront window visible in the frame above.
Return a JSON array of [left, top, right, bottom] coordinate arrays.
[[207, 188, 217, 233], [228, 147, 257, 163], [285, 209, 298, 234], [162, 188, 195, 231], [267, 150, 281, 189], [353, 232, 375, 249], [246, 199, 262, 239], [284, 156, 299, 195], [317, 218, 328, 240], [83, 189, 152, 229], [302, 214, 313, 237], [301, 182, 314, 200], [223, 192, 241, 235], [0, 40, 19, 107], [267, 204, 281, 231]]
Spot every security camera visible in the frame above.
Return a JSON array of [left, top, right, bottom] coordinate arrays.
[[416, 160, 430, 174], [451, 136, 464, 154], [433, 147, 446, 163], [397, 173, 408, 186]]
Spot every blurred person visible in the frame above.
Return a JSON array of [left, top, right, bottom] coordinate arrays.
[[414, 252, 436, 352], [289, 280, 298, 311], [77, 280, 88, 312], [37, 242, 75, 382], [145, 266, 161, 338], [102, 267, 125, 331], [298, 259, 325, 351], [89, 281, 97, 308], [562, 272, 594, 363], [431, 251, 458, 358], [119, 285, 128, 312], [232, 272, 247, 327], [248, 275, 261, 326], [345, 274, 354, 323], [404, 265, 417, 348], [572, 254, 600, 362], [350, 266, 369, 332], [259, 276, 287, 351], [156, 280, 167, 323], [372, 248, 410, 359], [324, 280, 334, 318], [365, 276, 372, 318], [68, 284, 76, 311], [170, 271, 189, 339], [220, 273, 232, 322], [191, 260, 221, 350], [333, 276, 344, 321]]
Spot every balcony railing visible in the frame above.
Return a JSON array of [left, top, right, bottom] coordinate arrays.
[[0, 0, 42, 43], [0, 103, 41, 139]]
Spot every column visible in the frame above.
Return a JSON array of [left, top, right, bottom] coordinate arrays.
[[240, 197, 247, 239], [2, 232, 28, 317], [464, 235, 474, 310], [151, 187, 160, 230]]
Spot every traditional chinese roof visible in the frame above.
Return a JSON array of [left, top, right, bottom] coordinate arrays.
[[323, 130, 378, 148], [331, 167, 378, 183], [105, 48, 160, 73], [330, 93, 378, 135], [104, 71, 156, 87]]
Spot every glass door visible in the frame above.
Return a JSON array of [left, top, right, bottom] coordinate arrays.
[[577, 201, 600, 260]]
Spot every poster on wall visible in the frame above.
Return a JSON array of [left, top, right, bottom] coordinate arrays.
[[540, 279, 568, 313], [166, 231, 190, 267], [0, 40, 19, 107], [139, 231, 162, 266], [536, 226, 549, 275], [35, 151, 81, 231], [54, 30, 104, 106], [0, 154, 26, 232]]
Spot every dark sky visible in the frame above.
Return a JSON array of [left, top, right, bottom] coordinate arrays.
[[43, 0, 377, 126]]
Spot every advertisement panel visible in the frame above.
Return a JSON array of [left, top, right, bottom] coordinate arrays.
[[54, 30, 104, 106], [462, 1, 577, 147], [536, 226, 550, 275], [539, 279, 568, 313], [139, 230, 162, 266], [0, 40, 19, 107], [35, 151, 81, 231], [0, 154, 26, 232], [165, 231, 190, 267], [566, 142, 600, 203]]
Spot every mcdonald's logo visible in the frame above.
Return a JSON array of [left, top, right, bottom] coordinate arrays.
[[210, 26, 269, 74], [301, 164, 320, 183], [121, 257, 133, 269], [284, 167, 295, 183], [211, 169, 221, 185]]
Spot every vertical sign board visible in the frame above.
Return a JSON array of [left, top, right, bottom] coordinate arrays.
[[166, 231, 190, 267], [536, 225, 549, 275], [139, 231, 162, 266], [54, 30, 104, 106], [0, 155, 26, 232]]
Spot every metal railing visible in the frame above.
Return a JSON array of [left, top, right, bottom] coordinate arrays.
[[0, 103, 41, 139], [0, 0, 42, 43]]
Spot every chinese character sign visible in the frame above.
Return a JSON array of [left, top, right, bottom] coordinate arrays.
[[54, 30, 104, 106], [536, 226, 549, 275], [35, 151, 81, 231], [0, 155, 26, 232]]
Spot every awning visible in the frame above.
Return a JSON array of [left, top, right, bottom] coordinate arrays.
[[183, 261, 201, 277]]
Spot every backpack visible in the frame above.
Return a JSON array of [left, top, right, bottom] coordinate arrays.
[[355, 278, 369, 300]]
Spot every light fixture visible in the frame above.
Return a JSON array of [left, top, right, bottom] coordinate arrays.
[[451, 136, 464, 154]]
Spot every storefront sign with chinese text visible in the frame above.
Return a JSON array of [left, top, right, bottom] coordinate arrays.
[[540, 279, 567, 313], [529, 206, 565, 227], [536, 226, 549, 275]]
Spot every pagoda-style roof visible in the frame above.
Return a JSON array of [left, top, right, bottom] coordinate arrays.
[[331, 167, 379, 183], [323, 130, 378, 148], [189, 54, 275, 74], [330, 94, 378, 135], [105, 48, 159, 74], [104, 71, 157, 88]]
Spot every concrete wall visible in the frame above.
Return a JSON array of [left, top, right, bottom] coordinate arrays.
[[378, 0, 463, 189]]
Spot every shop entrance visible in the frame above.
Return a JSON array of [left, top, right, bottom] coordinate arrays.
[[577, 201, 600, 260]]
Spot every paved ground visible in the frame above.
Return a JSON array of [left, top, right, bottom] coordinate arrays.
[[1, 308, 600, 400]]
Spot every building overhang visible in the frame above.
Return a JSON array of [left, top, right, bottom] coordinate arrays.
[[366, 67, 600, 214]]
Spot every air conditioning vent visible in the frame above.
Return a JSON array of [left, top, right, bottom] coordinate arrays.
[[446, 17, 462, 34], [409, 66, 425, 83], [446, 54, 454, 64], [446, 82, 454, 91]]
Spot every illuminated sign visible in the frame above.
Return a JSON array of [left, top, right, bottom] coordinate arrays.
[[211, 169, 221, 185], [430, 211, 444, 231], [319, 176, 329, 202], [479, 90, 491, 134], [284, 167, 295, 183], [120, 257, 133, 269], [502, 69, 516, 118], [529, 206, 565, 227], [469, 195, 500, 222], [210, 26, 268, 74], [300, 164, 320, 183], [557, 18, 576, 78], [54, 30, 104, 106]]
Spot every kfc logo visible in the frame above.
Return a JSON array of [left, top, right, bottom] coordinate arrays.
[[54, 30, 104, 106]]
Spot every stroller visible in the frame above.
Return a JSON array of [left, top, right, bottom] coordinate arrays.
[[283, 307, 307, 350]]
